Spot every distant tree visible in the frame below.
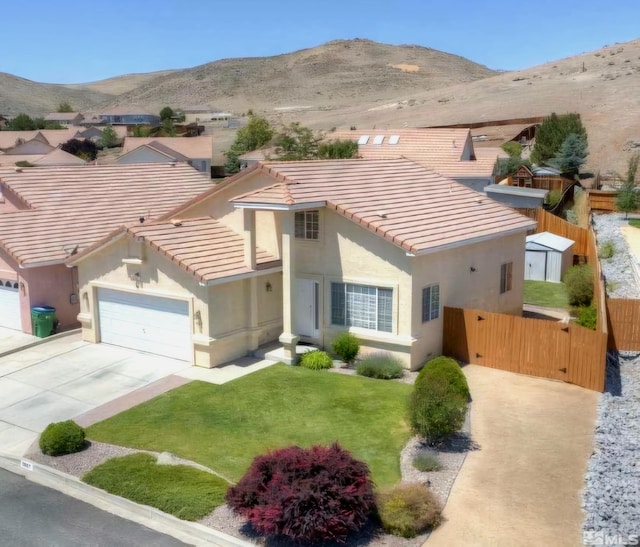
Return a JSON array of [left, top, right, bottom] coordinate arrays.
[[132, 126, 153, 137], [159, 106, 174, 121], [225, 114, 275, 173], [98, 125, 119, 148], [33, 117, 63, 130], [318, 139, 359, 159], [61, 138, 98, 161], [6, 113, 36, 131], [161, 118, 177, 137], [274, 122, 322, 160], [57, 102, 73, 113], [550, 133, 588, 177], [615, 153, 640, 219], [531, 113, 588, 165], [495, 156, 532, 179], [501, 141, 522, 157]]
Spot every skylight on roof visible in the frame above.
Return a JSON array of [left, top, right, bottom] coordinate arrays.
[[388, 135, 400, 145], [372, 135, 385, 145], [357, 135, 370, 145]]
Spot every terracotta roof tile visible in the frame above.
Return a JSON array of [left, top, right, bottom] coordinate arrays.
[[123, 217, 280, 282], [0, 163, 212, 267], [122, 136, 213, 160], [232, 159, 535, 255]]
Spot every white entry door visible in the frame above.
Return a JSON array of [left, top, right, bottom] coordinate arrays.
[[97, 288, 191, 361], [0, 281, 21, 330], [294, 279, 319, 339], [525, 251, 547, 281]]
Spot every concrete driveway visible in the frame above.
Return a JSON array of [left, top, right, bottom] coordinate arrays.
[[0, 334, 190, 457], [427, 365, 599, 547]]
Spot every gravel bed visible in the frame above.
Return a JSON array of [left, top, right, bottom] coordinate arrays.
[[582, 351, 640, 541], [592, 213, 640, 298]]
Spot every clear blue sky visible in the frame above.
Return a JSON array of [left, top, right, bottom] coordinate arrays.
[[2, 0, 638, 83]]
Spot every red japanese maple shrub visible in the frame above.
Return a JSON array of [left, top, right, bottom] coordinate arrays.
[[226, 443, 375, 543]]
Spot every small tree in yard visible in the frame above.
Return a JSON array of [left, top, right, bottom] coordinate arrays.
[[531, 113, 588, 166], [98, 125, 119, 148], [563, 265, 594, 307], [318, 139, 359, 159], [615, 153, 640, 218], [61, 138, 98, 161], [226, 443, 375, 543], [159, 106, 174, 121], [274, 122, 322, 160], [225, 114, 275, 173], [551, 133, 588, 177]]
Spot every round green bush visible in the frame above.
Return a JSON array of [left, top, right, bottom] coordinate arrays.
[[412, 450, 442, 472], [562, 264, 594, 306], [377, 482, 442, 538], [331, 332, 360, 364], [39, 420, 86, 456], [417, 356, 469, 400], [356, 352, 404, 379], [299, 349, 333, 370]]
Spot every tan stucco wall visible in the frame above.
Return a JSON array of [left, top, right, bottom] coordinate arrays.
[[76, 235, 282, 367], [409, 231, 526, 368]]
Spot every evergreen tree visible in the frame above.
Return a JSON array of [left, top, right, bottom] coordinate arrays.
[[98, 125, 119, 148], [531, 113, 588, 165], [159, 106, 174, 121], [616, 153, 640, 219], [551, 133, 588, 176]]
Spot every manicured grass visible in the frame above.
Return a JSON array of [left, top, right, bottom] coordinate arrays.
[[86, 364, 412, 487], [82, 453, 228, 521], [629, 219, 640, 229], [523, 280, 570, 309]]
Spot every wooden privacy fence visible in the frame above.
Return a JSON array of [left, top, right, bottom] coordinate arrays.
[[607, 298, 640, 350], [443, 307, 607, 392], [589, 190, 619, 212], [534, 209, 590, 256]]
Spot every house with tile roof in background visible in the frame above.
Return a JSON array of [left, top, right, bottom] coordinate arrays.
[[68, 158, 535, 370], [0, 163, 212, 334], [117, 136, 213, 175], [44, 112, 85, 127]]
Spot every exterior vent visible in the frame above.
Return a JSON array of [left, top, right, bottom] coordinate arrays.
[[372, 135, 385, 145], [357, 135, 370, 145], [388, 135, 400, 145]]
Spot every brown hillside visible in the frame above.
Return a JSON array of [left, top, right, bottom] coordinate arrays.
[[63, 70, 177, 96], [97, 39, 497, 113]]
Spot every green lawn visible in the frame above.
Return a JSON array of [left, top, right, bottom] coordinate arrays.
[[629, 219, 640, 229], [83, 453, 228, 520], [523, 280, 570, 309], [86, 364, 412, 487]]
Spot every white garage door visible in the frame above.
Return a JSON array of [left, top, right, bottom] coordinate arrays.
[[0, 281, 21, 330], [97, 288, 191, 361]]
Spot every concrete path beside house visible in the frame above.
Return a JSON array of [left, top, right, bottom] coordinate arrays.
[[427, 365, 599, 547], [0, 326, 40, 355]]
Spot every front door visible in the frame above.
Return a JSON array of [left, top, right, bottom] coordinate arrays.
[[294, 279, 319, 339]]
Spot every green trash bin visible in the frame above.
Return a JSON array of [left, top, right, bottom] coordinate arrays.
[[31, 306, 57, 338]]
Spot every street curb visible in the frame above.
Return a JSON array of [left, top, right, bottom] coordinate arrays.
[[0, 328, 81, 359], [0, 452, 252, 547]]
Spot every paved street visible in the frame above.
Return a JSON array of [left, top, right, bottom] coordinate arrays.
[[0, 468, 188, 546]]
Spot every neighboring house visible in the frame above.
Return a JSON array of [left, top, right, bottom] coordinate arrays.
[[68, 158, 535, 369], [44, 112, 85, 127], [99, 106, 161, 126], [0, 164, 212, 333], [0, 115, 9, 129], [329, 128, 506, 191], [77, 125, 128, 143], [0, 128, 80, 151], [182, 106, 233, 125], [525, 232, 575, 283], [3, 139, 55, 155], [119, 136, 213, 174], [238, 147, 278, 170], [0, 148, 87, 167]]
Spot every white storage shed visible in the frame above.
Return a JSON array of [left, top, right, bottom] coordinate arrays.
[[525, 232, 575, 283]]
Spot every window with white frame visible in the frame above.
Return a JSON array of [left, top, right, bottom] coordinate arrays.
[[500, 262, 513, 294], [295, 210, 319, 240], [331, 282, 392, 333], [422, 284, 440, 322]]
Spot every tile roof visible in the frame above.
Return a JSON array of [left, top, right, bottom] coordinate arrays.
[[44, 112, 83, 122], [99, 105, 157, 116], [232, 159, 536, 255], [0, 149, 86, 167], [117, 141, 191, 163], [122, 136, 213, 159], [0, 163, 212, 267], [327, 128, 503, 179], [70, 217, 280, 283]]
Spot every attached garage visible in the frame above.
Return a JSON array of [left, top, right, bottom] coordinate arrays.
[[525, 232, 575, 283], [0, 280, 21, 330], [97, 288, 191, 361]]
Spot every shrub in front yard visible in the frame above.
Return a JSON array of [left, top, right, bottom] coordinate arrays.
[[226, 443, 375, 543], [299, 349, 333, 370], [563, 264, 594, 306], [412, 450, 442, 472], [356, 353, 404, 379], [417, 356, 470, 400], [376, 482, 442, 538], [575, 305, 597, 330], [39, 420, 86, 456], [598, 240, 616, 259], [409, 360, 468, 445], [331, 332, 360, 364]]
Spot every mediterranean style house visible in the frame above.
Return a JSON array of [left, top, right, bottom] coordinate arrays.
[[67, 158, 535, 370]]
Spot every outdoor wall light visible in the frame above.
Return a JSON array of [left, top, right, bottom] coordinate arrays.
[[266, 281, 273, 292], [470, 266, 477, 273]]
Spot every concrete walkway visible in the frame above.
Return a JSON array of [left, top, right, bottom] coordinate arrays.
[[427, 365, 598, 547], [0, 326, 40, 355]]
